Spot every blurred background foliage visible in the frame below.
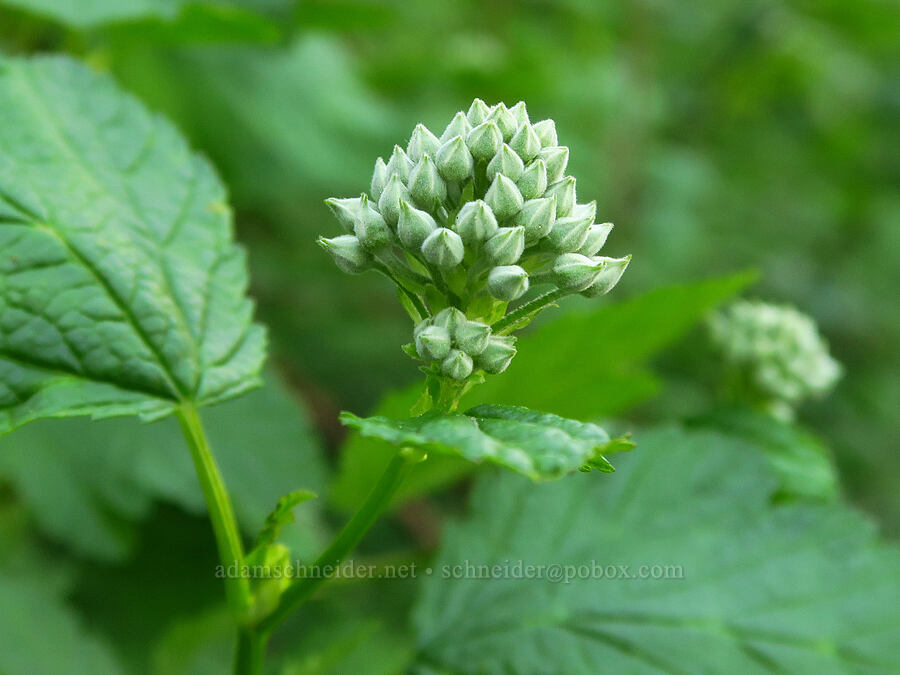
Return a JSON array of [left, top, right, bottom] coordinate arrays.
[[0, 0, 897, 672]]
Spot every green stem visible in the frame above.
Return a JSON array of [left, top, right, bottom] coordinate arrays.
[[491, 287, 571, 334], [234, 629, 267, 675], [258, 451, 415, 635]]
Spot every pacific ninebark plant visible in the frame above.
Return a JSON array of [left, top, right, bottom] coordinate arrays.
[[0, 65, 632, 675]]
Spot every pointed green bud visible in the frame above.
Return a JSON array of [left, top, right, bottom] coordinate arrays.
[[440, 111, 472, 143], [517, 159, 548, 200], [580, 256, 631, 298], [466, 98, 492, 126], [532, 119, 558, 147], [436, 135, 474, 182], [371, 157, 388, 201], [318, 235, 370, 274], [398, 200, 438, 250], [432, 307, 467, 335], [454, 199, 499, 244], [421, 227, 464, 267], [415, 324, 451, 360], [509, 101, 530, 127], [466, 121, 504, 162], [408, 154, 447, 206], [442, 349, 473, 380], [514, 196, 556, 244], [455, 320, 492, 355], [552, 253, 604, 290], [577, 222, 614, 256], [487, 265, 529, 301], [546, 214, 592, 253], [487, 102, 518, 141], [378, 173, 411, 226], [407, 124, 441, 163], [544, 176, 576, 217], [569, 200, 597, 224], [475, 335, 517, 374], [325, 196, 363, 234], [354, 195, 392, 250], [484, 226, 525, 265], [509, 123, 542, 163], [538, 146, 569, 183], [485, 174, 524, 221], [386, 145, 414, 182], [486, 144, 525, 182]]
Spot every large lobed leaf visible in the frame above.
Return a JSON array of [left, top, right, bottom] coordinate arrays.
[[414, 427, 900, 673], [0, 55, 265, 434]]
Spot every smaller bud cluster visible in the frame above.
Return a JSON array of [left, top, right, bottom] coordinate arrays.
[[414, 308, 517, 379], [709, 300, 842, 412]]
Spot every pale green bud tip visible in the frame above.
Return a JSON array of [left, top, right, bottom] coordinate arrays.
[[484, 226, 526, 265], [547, 213, 592, 253], [580, 255, 631, 297], [488, 102, 518, 141], [325, 197, 362, 233], [407, 123, 441, 162], [441, 111, 472, 143], [422, 227, 465, 267], [545, 176, 576, 217], [371, 158, 388, 201], [532, 119, 558, 147], [510, 101, 529, 126], [476, 335, 517, 374], [509, 123, 542, 163], [455, 320, 492, 355], [486, 144, 525, 182], [552, 252, 604, 290], [539, 146, 569, 183], [466, 98, 492, 125], [408, 154, 447, 206], [467, 120, 503, 161], [442, 349, 474, 380], [454, 199, 499, 243], [515, 196, 556, 244], [487, 265, 530, 301], [397, 200, 438, 249], [378, 174, 411, 226], [415, 325, 452, 360], [318, 235, 370, 274], [517, 158, 548, 200], [353, 195, 392, 250], [436, 135, 474, 182], [386, 145, 414, 182], [578, 222, 613, 256], [485, 173, 524, 221], [432, 307, 467, 334]]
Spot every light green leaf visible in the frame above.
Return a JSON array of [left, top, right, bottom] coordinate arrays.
[[341, 404, 630, 481], [414, 427, 900, 673], [0, 55, 265, 434], [248, 489, 316, 562]]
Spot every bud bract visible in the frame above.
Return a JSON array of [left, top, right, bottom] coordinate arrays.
[[408, 154, 447, 206], [466, 98, 491, 126], [487, 265, 529, 301], [532, 119, 558, 147], [455, 320, 492, 355], [544, 176, 576, 217], [539, 146, 569, 183], [514, 196, 556, 244], [325, 196, 363, 233], [318, 235, 370, 274], [454, 200, 499, 244], [485, 174, 524, 221], [354, 195, 392, 250], [466, 121, 503, 161], [442, 349, 474, 380], [436, 135, 474, 182], [552, 253, 604, 290], [371, 157, 388, 201], [577, 222, 614, 256], [386, 145, 414, 182], [580, 256, 631, 297], [422, 227, 465, 267], [475, 335, 517, 374], [440, 111, 472, 143], [487, 102, 518, 141], [415, 324, 452, 360], [378, 173, 411, 226], [509, 123, 542, 163], [517, 159, 548, 200], [546, 214, 592, 253], [509, 101, 529, 126], [484, 226, 526, 265], [407, 123, 441, 163], [486, 144, 525, 182], [398, 200, 438, 249]]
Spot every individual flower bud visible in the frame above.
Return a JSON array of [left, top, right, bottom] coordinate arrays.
[[580, 256, 631, 298], [325, 196, 363, 233], [487, 265, 529, 301], [509, 101, 529, 127], [485, 174, 524, 220], [487, 102, 518, 141], [442, 349, 474, 380], [514, 196, 557, 244], [398, 200, 438, 249], [454, 200, 499, 244], [408, 154, 447, 206], [378, 173, 411, 226], [544, 176, 576, 217], [318, 235, 370, 274], [422, 227, 465, 267], [552, 253, 605, 290], [440, 111, 472, 143], [386, 145, 414, 182], [539, 146, 569, 183], [509, 123, 542, 163], [436, 135, 474, 182], [407, 123, 441, 163], [354, 195, 392, 250], [466, 98, 492, 125], [532, 119, 558, 147], [486, 144, 525, 182], [475, 335, 517, 374], [484, 226, 526, 265], [466, 121, 503, 162], [547, 214, 592, 253], [577, 222, 614, 255], [415, 324, 452, 360], [432, 307, 467, 335], [455, 320, 492, 355], [517, 159, 548, 200], [371, 158, 388, 201]]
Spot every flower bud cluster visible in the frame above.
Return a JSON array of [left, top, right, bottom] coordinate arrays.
[[414, 308, 517, 379], [709, 300, 842, 407], [320, 100, 630, 380]]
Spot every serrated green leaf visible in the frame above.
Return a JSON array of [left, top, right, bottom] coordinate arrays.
[[341, 404, 627, 481], [413, 427, 900, 673], [0, 55, 265, 434]]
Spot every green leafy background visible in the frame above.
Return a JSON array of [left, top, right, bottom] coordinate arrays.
[[0, 0, 897, 672]]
